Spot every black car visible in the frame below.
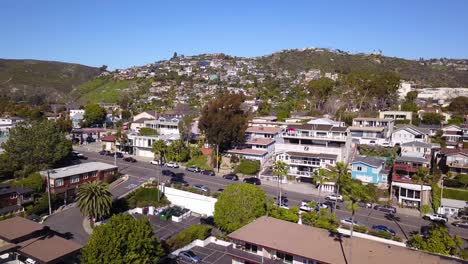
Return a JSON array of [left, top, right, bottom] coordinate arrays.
[[123, 157, 137, 162], [71, 138, 80, 144], [374, 205, 397, 214], [186, 166, 201, 173], [98, 150, 109, 155], [243, 177, 261, 185], [170, 177, 189, 186], [86, 137, 96, 143], [200, 216, 215, 226], [223, 173, 239, 181], [162, 170, 176, 177], [115, 152, 124, 158], [201, 170, 215, 176]]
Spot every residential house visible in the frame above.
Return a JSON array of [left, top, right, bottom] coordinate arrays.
[[351, 156, 388, 187], [131, 117, 153, 131], [308, 117, 344, 127], [245, 126, 283, 141], [461, 124, 468, 142], [100, 135, 117, 151], [227, 216, 460, 264], [0, 184, 34, 215], [349, 117, 394, 145], [275, 122, 352, 180], [438, 198, 467, 217], [441, 125, 463, 148], [400, 141, 438, 158], [127, 133, 180, 158], [418, 124, 441, 137], [71, 112, 84, 129], [0, 117, 24, 135], [379, 111, 413, 123], [40, 162, 118, 197], [436, 148, 468, 174], [226, 148, 269, 165], [0, 217, 82, 263], [391, 125, 430, 146], [69, 109, 85, 119], [132, 110, 158, 121], [144, 116, 180, 136]]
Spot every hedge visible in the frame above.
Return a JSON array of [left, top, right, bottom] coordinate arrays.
[[165, 225, 212, 251], [442, 188, 468, 201], [186, 155, 213, 170], [368, 230, 393, 240], [237, 159, 260, 175], [127, 187, 170, 208]]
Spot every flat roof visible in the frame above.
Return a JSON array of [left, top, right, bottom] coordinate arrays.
[[392, 181, 432, 191], [353, 117, 393, 122], [441, 198, 467, 209], [246, 126, 283, 134], [395, 155, 430, 163], [0, 217, 44, 242], [43, 162, 118, 179], [227, 148, 267, 156], [17, 235, 82, 263], [228, 216, 459, 264], [349, 126, 385, 132]]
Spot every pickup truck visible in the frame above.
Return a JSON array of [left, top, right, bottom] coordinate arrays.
[[423, 213, 448, 223], [325, 194, 343, 202]]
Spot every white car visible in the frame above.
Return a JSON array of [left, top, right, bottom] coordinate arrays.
[[166, 162, 179, 168], [325, 194, 343, 202], [340, 217, 362, 226], [192, 184, 210, 192], [150, 160, 164, 166], [423, 214, 448, 223]]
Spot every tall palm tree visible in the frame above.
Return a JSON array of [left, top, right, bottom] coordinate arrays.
[[330, 162, 350, 212], [76, 181, 113, 226], [151, 139, 167, 164], [314, 168, 328, 205], [413, 167, 431, 215], [273, 161, 288, 204]]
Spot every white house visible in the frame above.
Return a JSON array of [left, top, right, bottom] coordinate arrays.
[[144, 117, 180, 136], [391, 125, 430, 146], [0, 117, 23, 134], [349, 117, 394, 145], [400, 141, 436, 158], [132, 110, 158, 122], [379, 111, 413, 123], [69, 109, 85, 119], [437, 198, 467, 217]]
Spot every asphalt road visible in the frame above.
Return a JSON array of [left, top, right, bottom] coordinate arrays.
[[82, 150, 468, 241]]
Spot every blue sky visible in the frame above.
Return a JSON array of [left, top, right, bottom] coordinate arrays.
[[1, 0, 468, 69]]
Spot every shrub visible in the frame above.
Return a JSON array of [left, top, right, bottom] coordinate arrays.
[[431, 184, 441, 212], [186, 155, 213, 170], [165, 225, 212, 252], [421, 204, 431, 214], [127, 187, 170, 208], [13, 172, 44, 192], [268, 206, 299, 223], [392, 236, 403, 242], [442, 188, 468, 201], [138, 127, 158, 136], [368, 230, 393, 240], [237, 159, 260, 175], [353, 225, 368, 233]]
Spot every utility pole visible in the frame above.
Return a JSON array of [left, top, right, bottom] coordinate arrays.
[[46, 169, 52, 215]]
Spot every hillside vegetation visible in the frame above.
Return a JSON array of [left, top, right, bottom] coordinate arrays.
[[0, 59, 100, 103]]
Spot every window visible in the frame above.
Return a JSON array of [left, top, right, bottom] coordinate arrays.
[[407, 189, 414, 198], [357, 166, 362, 171], [71, 175, 80, 184], [10, 193, 18, 199], [55, 179, 64, 187], [277, 252, 293, 263], [89, 171, 97, 177], [415, 190, 421, 199], [83, 174, 88, 180], [400, 187, 406, 197], [245, 243, 257, 253]]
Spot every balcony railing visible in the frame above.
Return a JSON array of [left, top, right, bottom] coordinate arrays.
[[227, 245, 282, 264], [289, 159, 321, 166], [393, 163, 426, 173], [288, 170, 314, 177], [392, 174, 414, 183], [282, 132, 347, 141]]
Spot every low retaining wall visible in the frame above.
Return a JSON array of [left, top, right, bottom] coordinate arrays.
[[160, 186, 217, 216]]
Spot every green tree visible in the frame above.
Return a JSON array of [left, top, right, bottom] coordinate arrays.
[[342, 182, 371, 237], [458, 174, 468, 188], [83, 104, 107, 126], [330, 162, 350, 212], [1, 120, 72, 177], [448, 96, 468, 115], [302, 208, 339, 232], [412, 168, 432, 215], [198, 93, 248, 166], [314, 168, 328, 204], [273, 161, 288, 201], [166, 140, 190, 162], [269, 205, 299, 223], [405, 91, 418, 102], [214, 183, 266, 232], [76, 181, 113, 225], [237, 159, 260, 175], [81, 214, 164, 264], [408, 224, 464, 258], [307, 77, 334, 110], [421, 112, 444, 125], [13, 172, 44, 192], [151, 139, 167, 162], [55, 117, 73, 133], [448, 115, 464, 125], [178, 115, 195, 143]]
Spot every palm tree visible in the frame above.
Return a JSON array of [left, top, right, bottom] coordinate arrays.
[[273, 161, 288, 204], [314, 168, 328, 205], [413, 167, 431, 215], [151, 139, 167, 164], [76, 181, 113, 226], [330, 162, 350, 212]]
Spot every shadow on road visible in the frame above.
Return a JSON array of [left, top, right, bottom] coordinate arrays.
[[385, 213, 410, 240]]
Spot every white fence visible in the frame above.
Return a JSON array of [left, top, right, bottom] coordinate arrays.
[[160, 186, 217, 216]]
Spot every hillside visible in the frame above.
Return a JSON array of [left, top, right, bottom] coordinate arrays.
[[0, 59, 101, 103], [257, 49, 468, 87]]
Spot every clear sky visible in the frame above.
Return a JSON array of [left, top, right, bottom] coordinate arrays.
[[1, 0, 468, 69]]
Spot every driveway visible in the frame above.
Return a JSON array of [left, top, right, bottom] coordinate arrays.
[[44, 206, 89, 245]]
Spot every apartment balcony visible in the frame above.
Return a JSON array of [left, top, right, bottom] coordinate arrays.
[[393, 163, 423, 173], [227, 245, 282, 264], [282, 132, 347, 141], [288, 159, 321, 167], [448, 161, 468, 169], [288, 170, 314, 177], [392, 174, 414, 184]]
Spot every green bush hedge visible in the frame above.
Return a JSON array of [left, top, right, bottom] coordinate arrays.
[[186, 155, 213, 170], [165, 225, 212, 251], [353, 225, 368, 233], [237, 159, 260, 175], [368, 230, 393, 240], [443, 188, 468, 201], [127, 187, 170, 208]]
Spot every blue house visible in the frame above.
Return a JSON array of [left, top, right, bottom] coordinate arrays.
[[351, 156, 388, 187]]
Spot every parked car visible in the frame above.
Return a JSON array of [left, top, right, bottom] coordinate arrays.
[[99, 150, 110, 155], [420, 225, 434, 237], [170, 177, 188, 186], [162, 170, 176, 177], [71, 138, 80, 144], [186, 166, 201, 172], [193, 184, 210, 192], [72, 151, 88, 160], [357, 201, 372, 208], [178, 250, 201, 263], [372, 225, 396, 236], [452, 221, 468, 229], [223, 173, 239, 181], [423, 213, 448, 223], [85, 137, 96, 143], [373, 205, 397, 214], [106, 151, 115, 157], [243, 177, 261, 185], [166, 162, 179, 168], [114, 152, 124, 158], [201, 170, 215, 176], [123, 157, 137, 163], [276, 201, 290, 209], [200, 216, 215, 226], [340, 217, 362, 226], [325, 194, 343, 202], [150, 159, 164, 166]]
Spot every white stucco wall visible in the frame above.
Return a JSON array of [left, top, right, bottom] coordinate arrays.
[[161, 186, 217, 216]]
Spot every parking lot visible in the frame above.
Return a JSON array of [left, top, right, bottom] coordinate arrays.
[[178, 243, 231, 264], [134, 213, 201, 240]]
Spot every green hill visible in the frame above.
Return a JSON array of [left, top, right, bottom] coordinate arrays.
[[0, 59, 100, 103], [70, 77, 136, 104]]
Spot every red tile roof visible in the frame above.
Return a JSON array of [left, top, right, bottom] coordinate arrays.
[[100, 135, 116, 142]]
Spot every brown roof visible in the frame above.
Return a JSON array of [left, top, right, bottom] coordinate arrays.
[[0, 217, 44, 242], [100, 135, 116, 142], [227, 148, 268, 156], [132, 117, 153, 124], [286, 152, 337, 160], [246, 126, 283, 134], [440, 148, 468, 156], [228, 216, 462, 264], [245, 138, 275, 146], [17, 235, 82, 263]]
